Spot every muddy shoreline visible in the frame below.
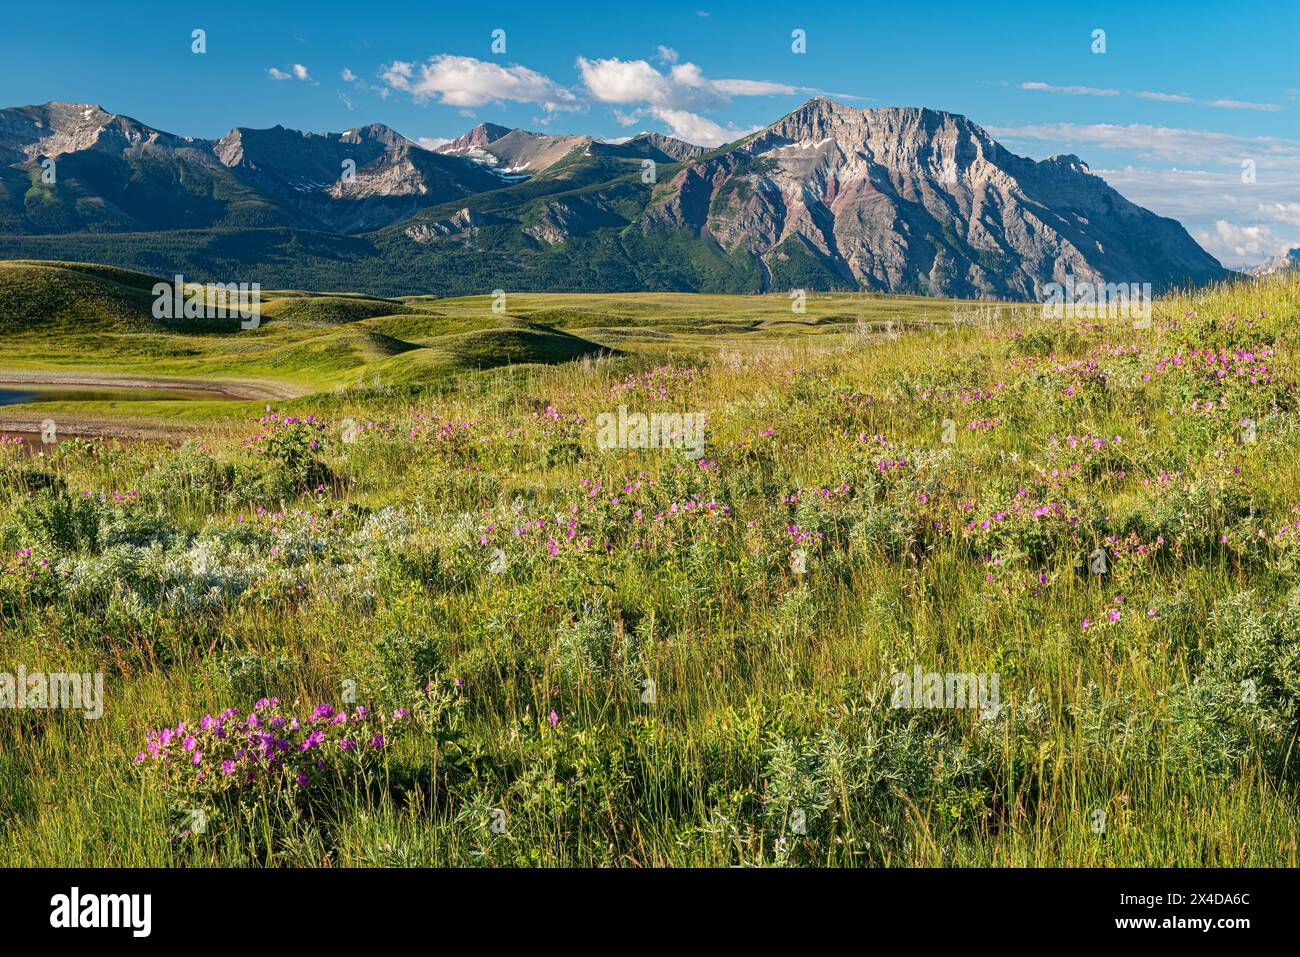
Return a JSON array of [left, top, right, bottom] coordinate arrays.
[[0, 371, 296, 401], [1, 420, 201, 442], [0, 371, 299, 442]]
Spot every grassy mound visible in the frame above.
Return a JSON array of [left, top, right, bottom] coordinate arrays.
[[251, 328, 423, 380], [370, 321, 612, 382], [259, 295, 419, 326], [0, 261, 158, 333]]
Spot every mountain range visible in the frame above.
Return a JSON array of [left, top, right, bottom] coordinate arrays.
[[1244, 247, 1300, 277], [0, 97, 1230, 299]]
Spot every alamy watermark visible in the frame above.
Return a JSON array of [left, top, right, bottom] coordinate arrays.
[[49, 887, 150, 937], [0, 666, 103, 719], [151, 274, 261, 328], [890, 666, 1000, 719], [595, 405, 706, 458], [1041, 278, 1152, 327]]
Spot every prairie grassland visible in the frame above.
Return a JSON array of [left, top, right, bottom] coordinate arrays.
[[0, 273, 1297, 866]]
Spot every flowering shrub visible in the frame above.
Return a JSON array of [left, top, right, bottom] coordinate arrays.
[[245, 410, 331, 491], [134, 695, 422, 807]]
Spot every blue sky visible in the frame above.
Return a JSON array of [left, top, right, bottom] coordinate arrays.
[[2, 0, 1296, 266]]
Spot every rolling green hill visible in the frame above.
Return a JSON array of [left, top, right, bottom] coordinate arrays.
[[0, 260, 617, 391]]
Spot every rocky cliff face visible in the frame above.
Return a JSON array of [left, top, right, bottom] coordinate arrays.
[[435, 124, 703, 175], [0, 104, 504, 234], [643, 97, 1226, 297], [0, 102, 196, 165]]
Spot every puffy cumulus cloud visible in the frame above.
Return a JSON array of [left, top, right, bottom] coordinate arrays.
[[381, 55, 578, 112], [610, 103, 758, 147], [578, 57, 687, 108], [576, 55, 804, 146], [578, 55, 804, 110], [1196, 219, 1285, 260], [1089, 167, 1300, 263], [416, 136, 451, 151], [647, 108, 733, 146]]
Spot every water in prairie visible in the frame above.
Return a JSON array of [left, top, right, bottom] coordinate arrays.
[[0, 385, 218, 406], [0, 381, 229, 453]]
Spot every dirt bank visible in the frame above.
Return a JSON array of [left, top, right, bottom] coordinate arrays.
[[0, 371, 301, 441], [0, 371, 297, 401]]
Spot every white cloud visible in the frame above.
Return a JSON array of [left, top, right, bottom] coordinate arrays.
[[579, 57, 685, 108], [382, 61, 412, 87], [342, 67, 390, 101], [267, 64, 315, 84], [1020, 81, 1282, 111], [578, 56, 808, 111], [712, 78, 804, 96], [987, 122, 1300, 168], [650, 108, 731, 145], [381, 55, 578, 111], [655, 45, 679, 65], [1206, 98, 1283, 112], [576, 55, 806, 145], [1092, 166, 1300, 238], [1021, 81, 1119, 97], [417, 136, 451, 150], [1260, 201, 1300, 227], [602, 104, 740, 145], [1195, 219, 1286, 260]]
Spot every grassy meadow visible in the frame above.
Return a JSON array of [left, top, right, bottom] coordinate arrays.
[[1, 260, 1298, 866]]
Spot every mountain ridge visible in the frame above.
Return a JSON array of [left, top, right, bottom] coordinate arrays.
[[0, 97, 1230, 299]]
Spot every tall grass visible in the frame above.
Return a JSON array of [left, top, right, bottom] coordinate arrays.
[[1, 273, 1297, 866]]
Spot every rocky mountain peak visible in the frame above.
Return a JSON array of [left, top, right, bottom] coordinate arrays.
[[0, 102, 181, 162], [1245, 247, 1300, 277], [625, 131, 704, 162], [435, 122, 513, 154], [1044, 153, 1091, 174]]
